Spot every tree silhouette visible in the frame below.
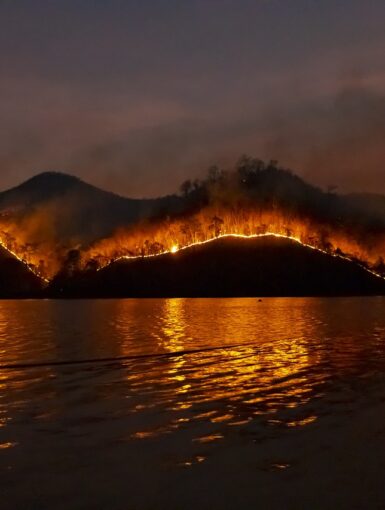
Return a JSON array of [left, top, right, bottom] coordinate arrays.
[[209, 216, 224, 237], [180, 180, 192, 197]]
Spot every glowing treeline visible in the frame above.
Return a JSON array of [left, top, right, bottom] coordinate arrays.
[[83, 159, 385, 275], [1, 203, 385, 281], [0, 232, 49, 282], [0, 217, 60, 281], [0, 158, 385, 281], [84, 206, 385, 276]]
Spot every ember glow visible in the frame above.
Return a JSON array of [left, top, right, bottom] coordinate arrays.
[[100, 233, 385, 282], [85, 207, 385, 281], [0, 203, 384, 283], [0, 235, 49, 283]]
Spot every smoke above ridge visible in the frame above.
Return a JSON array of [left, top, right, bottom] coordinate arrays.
[[0, 73, 384, 198]]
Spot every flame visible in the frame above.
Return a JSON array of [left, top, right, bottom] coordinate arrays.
[[0, 237, 49, 283], [102, 232, 385, 282], [0, 204, 384, 284], [86, 206, 385, 282]]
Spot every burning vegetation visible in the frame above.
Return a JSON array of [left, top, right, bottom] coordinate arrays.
[[1, 157, 385, 283], [81, 157, 385, 280]]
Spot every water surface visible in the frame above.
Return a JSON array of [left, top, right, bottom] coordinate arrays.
[[1, 297, 385, 509]]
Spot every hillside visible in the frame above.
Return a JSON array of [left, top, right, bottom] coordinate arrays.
[[0, 246, 44, 298], [0, 172, 184, 245], [48, 236, 385, 298], [0, 161, 384, 285], [1, 166, 385, 251]]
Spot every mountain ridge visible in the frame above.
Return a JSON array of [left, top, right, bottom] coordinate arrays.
[[0, 171, 185, 247], [1, 168, 384, 228], [48, 235, 385, 298], [0, 160, 384, 284]]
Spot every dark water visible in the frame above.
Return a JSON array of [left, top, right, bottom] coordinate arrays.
[[1, 297, 385, 508]]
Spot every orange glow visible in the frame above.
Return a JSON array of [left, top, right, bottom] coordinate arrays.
[[86, 206, 385, 282], [0, 204, 384, 282], [0, 235, 49, 283], [116, 297, 320, 438]]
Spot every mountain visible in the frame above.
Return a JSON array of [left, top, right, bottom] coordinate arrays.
[[0, 162, 384, 292], [48, 236, 385, 298], [1, 168, 385, 250], [0, 172, 184, 245], [0, 246, 43, 297]]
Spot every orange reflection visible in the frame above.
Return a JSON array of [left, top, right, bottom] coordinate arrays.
[[116, 298, 322, 441]]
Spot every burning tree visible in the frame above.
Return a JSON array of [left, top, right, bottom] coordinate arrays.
[[209, 216, 224, 237]]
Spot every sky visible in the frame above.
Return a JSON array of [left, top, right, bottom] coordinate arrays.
[[0, 0, 385, 197]]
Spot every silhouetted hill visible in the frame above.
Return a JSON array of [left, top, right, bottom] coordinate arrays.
[[0, 160, 384, 292], [0, 247, 43, 298], [0, 172, 184, 245], [49, 236, 385, 298], [0, 172, 85, 205], [1, 166, 385, 251], [187, 160, 385, 231]]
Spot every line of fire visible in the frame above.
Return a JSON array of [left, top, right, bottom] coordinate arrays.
[[0, 160, 384, 283]]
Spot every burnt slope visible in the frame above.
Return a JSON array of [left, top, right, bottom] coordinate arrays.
[[50, 236, 385, 298], [0, 247, 44, 298]]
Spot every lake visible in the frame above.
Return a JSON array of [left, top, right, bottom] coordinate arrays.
[[1, 297, 385, 509]]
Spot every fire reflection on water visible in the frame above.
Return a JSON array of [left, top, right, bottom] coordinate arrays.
[[159, 299, 190, 398], [115, 298, 321, 441], [1, 297, 385, 459]]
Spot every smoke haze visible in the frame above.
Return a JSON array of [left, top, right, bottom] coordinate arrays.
[[0, 0, 384, 197]]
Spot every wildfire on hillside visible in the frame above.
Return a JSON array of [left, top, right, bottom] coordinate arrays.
[[83, 206, 385, 279], [1, 205, 385, 283], [1, 160, 385, 282]]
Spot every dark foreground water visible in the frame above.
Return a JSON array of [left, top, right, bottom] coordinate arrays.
[[1, 297, 385, 509]]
